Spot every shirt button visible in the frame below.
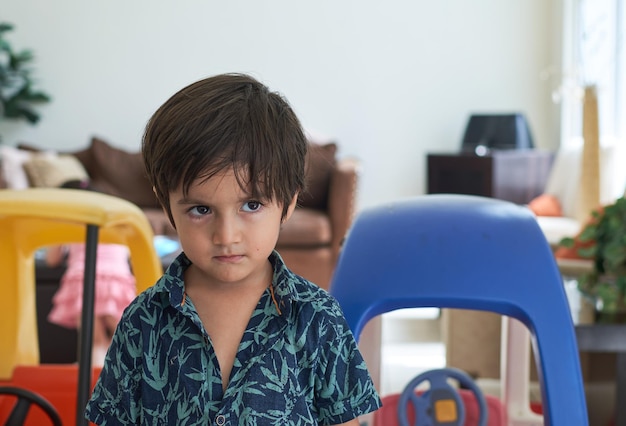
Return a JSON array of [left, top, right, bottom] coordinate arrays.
[[215, 414, 226, 425]]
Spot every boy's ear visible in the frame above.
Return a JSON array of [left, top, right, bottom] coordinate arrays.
[[282, 193, 299, 223]]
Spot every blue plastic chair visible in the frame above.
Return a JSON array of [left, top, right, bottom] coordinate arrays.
[[330, 194, 588, 425]]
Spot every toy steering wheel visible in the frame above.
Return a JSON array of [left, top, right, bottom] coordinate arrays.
[[397, 367, 487, 426], [0, 386, 62, 426]]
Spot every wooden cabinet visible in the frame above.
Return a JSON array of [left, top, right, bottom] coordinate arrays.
[[427, 150, 554, 205]]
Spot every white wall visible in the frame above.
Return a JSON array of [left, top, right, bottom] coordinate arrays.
[[2, 0, 562, 210]]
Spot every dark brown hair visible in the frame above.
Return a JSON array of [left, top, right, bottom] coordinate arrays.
[[142, 73, 307, 226]]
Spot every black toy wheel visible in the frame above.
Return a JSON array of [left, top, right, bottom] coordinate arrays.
[[0, 386, 62, 426]]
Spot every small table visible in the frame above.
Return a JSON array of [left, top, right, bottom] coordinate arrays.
[[558, 258, 625, 424], [576, 324, 626, 426], [426, 150, 554, 205]]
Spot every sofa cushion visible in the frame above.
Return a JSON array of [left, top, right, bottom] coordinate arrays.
[[20, 138, 160, 208], [277, 208, 332, 247], [80, 137, 160, 209], [298, 142, 337, 211], [0, 145, 34, 189], [22, 152, 89, 188]]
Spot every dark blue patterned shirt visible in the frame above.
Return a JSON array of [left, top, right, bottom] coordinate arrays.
[[85, 251, 381, 425]]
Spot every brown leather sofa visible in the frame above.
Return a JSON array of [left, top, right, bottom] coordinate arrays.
[[2, 136, 358, 363], [11, 136, 359, 285], [278, 143, 359, 289]]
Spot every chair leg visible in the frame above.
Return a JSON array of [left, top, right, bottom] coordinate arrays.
[[500, 316, 543, 425]]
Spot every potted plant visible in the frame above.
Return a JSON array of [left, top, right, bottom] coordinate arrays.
[[560, 196, 626, 322], [0, 21, 50, 127]]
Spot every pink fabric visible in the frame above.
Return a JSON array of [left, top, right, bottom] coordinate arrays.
[[374, 390, 508, 426], [48, 243, 137, 329]]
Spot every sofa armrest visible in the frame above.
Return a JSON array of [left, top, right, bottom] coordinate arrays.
[[327, 157, 359, 257]]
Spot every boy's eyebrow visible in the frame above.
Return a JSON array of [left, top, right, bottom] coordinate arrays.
[[174, 196, 204, 205], [174, 192, 267, 206]]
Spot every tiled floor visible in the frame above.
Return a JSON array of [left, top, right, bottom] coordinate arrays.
[[379, 308, 446, 396], [380, 341, 446, 396], [377, 310, 616, 426]]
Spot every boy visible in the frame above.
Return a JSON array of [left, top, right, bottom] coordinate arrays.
[[85, 73, 381, 425]]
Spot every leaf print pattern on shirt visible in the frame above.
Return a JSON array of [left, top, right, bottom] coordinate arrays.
[[85, 251, 381, 425]]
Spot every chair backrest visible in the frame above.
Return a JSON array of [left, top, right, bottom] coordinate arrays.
[[0, 188, 163, 380], [329, 194, 588, 425]]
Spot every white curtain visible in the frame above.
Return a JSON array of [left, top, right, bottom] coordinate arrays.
[[560, 0, 626, 199]]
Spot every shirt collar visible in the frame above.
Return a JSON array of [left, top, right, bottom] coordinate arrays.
[[267, 250, 299, 317], [154, 250, 301, 316]]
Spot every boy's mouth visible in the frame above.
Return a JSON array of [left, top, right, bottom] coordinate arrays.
[[214, 254, 244, 263]]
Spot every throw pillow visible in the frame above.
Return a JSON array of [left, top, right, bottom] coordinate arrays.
[[23, 152, 89, 188], [17, 142, 93, 170], [0, 145, 33, 189], [85, 137, 159, 208], [298, 142, 337, 211]]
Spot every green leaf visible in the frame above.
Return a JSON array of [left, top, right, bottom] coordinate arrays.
[[579, 225, 598, 242], [577, 246, 596, 259], [573, 196, 626, 315], [0, 21, 50, 125], [0, 23, 14, 33]]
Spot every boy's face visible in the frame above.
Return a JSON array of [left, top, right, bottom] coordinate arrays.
[[168, 167, 297, 287]]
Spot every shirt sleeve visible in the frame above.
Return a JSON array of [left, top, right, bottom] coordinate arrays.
[[314, 300, 382, 425]]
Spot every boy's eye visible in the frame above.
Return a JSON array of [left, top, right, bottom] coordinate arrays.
[[242, 201, 262, 212], [189, 205, 210, 216]]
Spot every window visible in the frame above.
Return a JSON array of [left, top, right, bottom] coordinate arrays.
[[561, 0, 625, 146], [559, 0, 626, 200]]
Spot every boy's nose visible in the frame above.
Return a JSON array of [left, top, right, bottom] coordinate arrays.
[[212, 216, 241, 245]]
